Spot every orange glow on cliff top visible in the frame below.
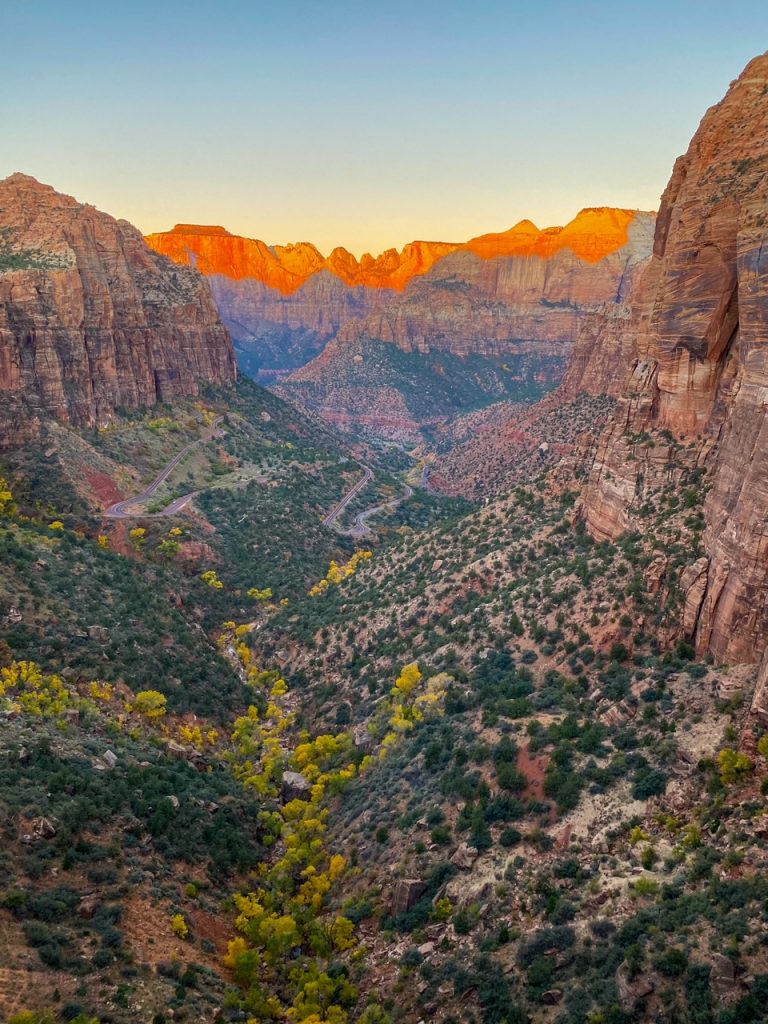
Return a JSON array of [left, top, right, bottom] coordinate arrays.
[[145, 207, 641, 296]]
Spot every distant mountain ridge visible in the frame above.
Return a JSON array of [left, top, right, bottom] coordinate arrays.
[[145, 208, 654, 377], [146, 207, 642, 295]]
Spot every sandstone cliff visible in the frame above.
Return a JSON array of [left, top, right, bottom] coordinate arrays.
[[323, 213, 654, 359], [146, 209, 654, 375], [558, 304, 639, 399], [580, 52, 768, 667], [276, 211, 653, 435], [0, 174, 236, 440]]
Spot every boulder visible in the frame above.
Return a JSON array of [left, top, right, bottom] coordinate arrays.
[[78, 893, 102, 919], [616, 962, 654, 1011], [711, 953, 738, 999], [353, 724, 375, 751], [542, 990, 563, 1005], [281, 771, 312, 803], [391, 879, 426, 916], [450, 843, 480, 870], [32, 816, 56, 839]]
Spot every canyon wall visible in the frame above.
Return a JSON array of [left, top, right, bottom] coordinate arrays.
[[0, 174, 236, 440], [580, 52, 768, 666], [327, 212, 654, 359], [146, 209, 654, 376], [274, 211, 654, 436]]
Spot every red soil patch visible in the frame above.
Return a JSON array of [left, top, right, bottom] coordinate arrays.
[[189, 905, 232, 957], [0, 912, 77, 1017], [105, 519, 132, 556], [83, 469, 124, 508], [517, 742, 549, 802], [122, 887, 222, 973]]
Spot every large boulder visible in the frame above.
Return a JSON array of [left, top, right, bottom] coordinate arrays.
[[281, 771, 312, 803], [616, 962, 654, 1011], [391, 879, 426, 916]]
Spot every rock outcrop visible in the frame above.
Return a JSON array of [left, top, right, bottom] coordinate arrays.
[[0, 174, 236, 442], [558, 303, 639, 399], [146, 209, 654, 376], [581, 52, 768, 665]]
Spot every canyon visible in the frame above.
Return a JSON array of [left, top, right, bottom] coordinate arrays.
[[0, 173, 236, 445], [276, 211, 652, 438], [146, 209, 655, 396], [4, 47, 768, 1024]]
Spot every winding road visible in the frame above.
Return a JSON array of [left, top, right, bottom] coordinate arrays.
[[104, 421, 430, 532], [347, 482, 413, 538], [103, 416, 223, 519], [323, 460, 431, 537], [322, 463, 374, 529]]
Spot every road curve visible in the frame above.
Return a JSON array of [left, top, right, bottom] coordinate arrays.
[[324, 458, 433, 537], [348, 483, 413, 538], [103, 416, 223, 519], [322, 463, 374, 529]]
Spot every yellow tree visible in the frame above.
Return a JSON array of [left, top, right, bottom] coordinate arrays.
[[0, 477, 17, 517], [392, 663, 422, 699], [134, 690, 168, 718]]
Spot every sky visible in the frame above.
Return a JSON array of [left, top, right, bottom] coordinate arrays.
[[2, 1, 768, 255]]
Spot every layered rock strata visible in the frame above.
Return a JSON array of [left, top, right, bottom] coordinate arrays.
[[0, 174, 236, 439], [580, 52, 768, 665], [146, 209, 654, 375]]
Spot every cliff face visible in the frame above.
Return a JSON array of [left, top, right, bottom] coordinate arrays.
[[207, 270, 392, 376], [275, 211, 653, 436], [324, 213, 654, 358], [146, 209, 653, 375], [0, 174, 236, 440], [581, 53, 768, 666], [558, 303, 640, 400]]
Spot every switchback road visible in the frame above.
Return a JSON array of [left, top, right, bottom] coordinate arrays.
[[324, 458, 431, 537], [103, 416, 223, 519], [322, 463, 374, 528]]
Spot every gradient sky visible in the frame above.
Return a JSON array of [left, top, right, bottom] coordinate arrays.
[[3, 1, 768, 255]]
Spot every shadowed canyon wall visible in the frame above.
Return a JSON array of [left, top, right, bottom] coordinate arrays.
[[580, 52, 768, 674], [0, 174, 236, 443]]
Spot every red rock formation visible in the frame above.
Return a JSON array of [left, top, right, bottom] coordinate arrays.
[[276, 212, 653, 433], [145, 210, 653, 375], [558, 305, 639, 400], [0, 174, 235, 439], [323, 216, 653, 361], [146, 208, 643, 295], [463, 207, 640, 264], [145, 224, 456, 296], [581, 52, 768, 665]]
